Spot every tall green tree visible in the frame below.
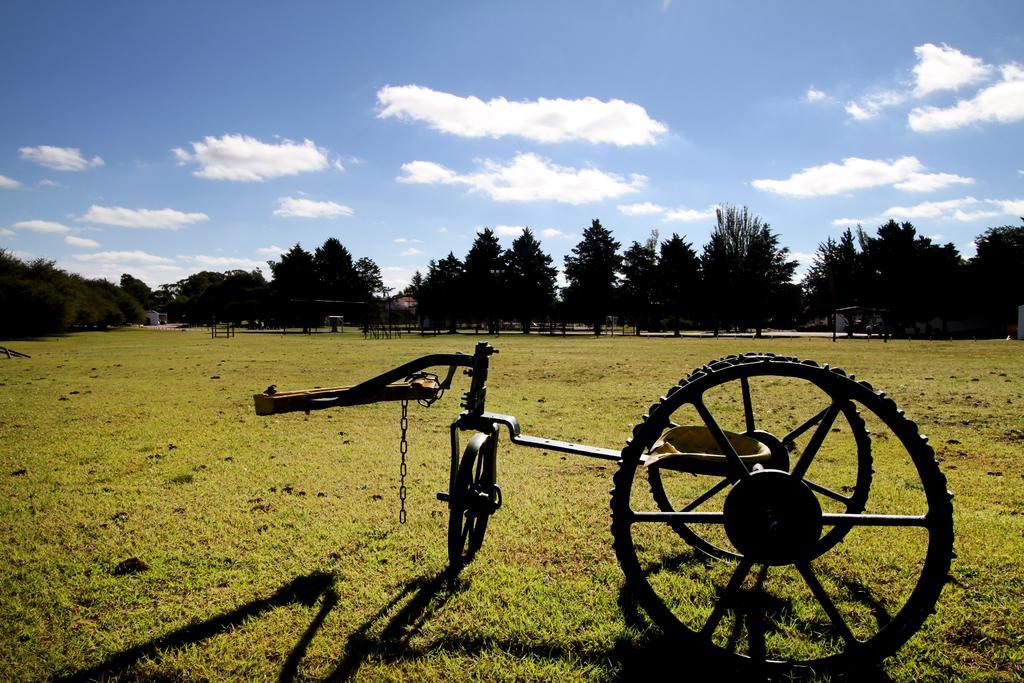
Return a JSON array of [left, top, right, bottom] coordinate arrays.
[[505, 228, 557, 333], [120, 273, 152, 310], [314, 237, 360, 301], [619, 231, 659, 335], [419, 252, 464, 333], [463, 228, 505, 333], [701, 205, 797, 337], [269, 244, 318, 328], [802, 228, 863, 319], [967, 223, 1024, 333], [657, 233, 700, 336], [859, 220, 964, 333], [563, 219, 622, 335], [354, 256, 386, 300]]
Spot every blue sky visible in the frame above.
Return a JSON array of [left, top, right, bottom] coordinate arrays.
[[2, 1, 1022, 290]]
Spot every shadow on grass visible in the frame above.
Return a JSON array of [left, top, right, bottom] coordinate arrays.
[[322, 569, 464, 681], [614, 554, 896, 682], [53, 571, 337, 682], [52, 559, 898, 682]]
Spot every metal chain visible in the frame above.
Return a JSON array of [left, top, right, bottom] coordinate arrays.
[[398, 399, 409, 524]]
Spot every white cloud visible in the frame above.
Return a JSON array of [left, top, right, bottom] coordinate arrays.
[[618, 201, 665, 216], [909, 63, 1024, 132], [60, 251, 270, 287], [377, 85, 668, 146], [256, 245, 286, 256], [380, 265, 424, 292], [991, 198, 1024, 215], [79, 205, 209, 229], [494, 225, 526, 237], [397, 152, 645, 205], [882, 197, 993, 222], [65, 235, 100, 248], [180, 255, 266, 269], [19, 145, 104, 171], [663, 205, 718, 222], [13, 219, 72, 234], [805, 87, 829, 103], [173, 134, 331, 181], [73, 250, 175, 265], [844, 90, 906, 121], [912, 43, 994, 97], [790, 251, 817, 280], [37, 179, 59, 188], [0, 175, 21, 189], [555, 268, 568, 289], [541, 228, 572, 239], [400, 247, 422, 256], [752, 156, 971, 198], [398, 161, 457, 184], [840, 196, 1024, 225], [273, 196, 354, 218], [393, 237, 423, 244], [0, 228, 15, 237], [893, 172, 974, 193]]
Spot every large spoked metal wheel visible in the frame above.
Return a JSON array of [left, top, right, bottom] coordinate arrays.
[[611, 354, 954, 677], [646, 361, 872, 562], [447, 427, 501, 570]]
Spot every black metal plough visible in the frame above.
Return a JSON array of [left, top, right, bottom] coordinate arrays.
[[254, 342, 954, 677]]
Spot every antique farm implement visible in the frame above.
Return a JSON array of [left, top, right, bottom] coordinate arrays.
[[254, 342, 953, 676]]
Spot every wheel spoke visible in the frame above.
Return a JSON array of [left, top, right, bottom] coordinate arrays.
[[820, 513, 928, 527], [804, 477, 853, 505], [741, 376, 755, 434], [631, 511, 726, 524], [700, 558, 754, 639], [694, 398, 749, 480], [790, 402, 841, 480], [682, 477, 732, 512], [797, 562, 857, 646], [782, 405, 830, 444]]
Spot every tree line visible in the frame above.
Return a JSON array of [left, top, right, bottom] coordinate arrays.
[[803, 220, 1023, 335], [2, 205, 1022, 338], [413, 206, 799, 336]]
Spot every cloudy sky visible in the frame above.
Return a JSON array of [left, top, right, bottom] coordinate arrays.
[[2, 1, 1022, 290]]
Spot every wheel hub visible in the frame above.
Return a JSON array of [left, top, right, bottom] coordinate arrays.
[[723, 469, 822, 565]]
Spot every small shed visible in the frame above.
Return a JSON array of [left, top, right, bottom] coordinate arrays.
[[1017, 304, 1023, 340], [146, 310, 168, 326]]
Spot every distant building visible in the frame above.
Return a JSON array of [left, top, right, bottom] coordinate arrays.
[[146, 310, 168, 326], [392, 297, 417, 313]]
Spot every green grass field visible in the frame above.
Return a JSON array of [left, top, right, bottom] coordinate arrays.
[[1, 330, 1022, 681]]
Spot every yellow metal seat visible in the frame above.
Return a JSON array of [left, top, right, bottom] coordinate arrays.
[[644, 425, 770, 472]]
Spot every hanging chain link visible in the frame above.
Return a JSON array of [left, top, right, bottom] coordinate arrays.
[[398, 399, 409, 524]]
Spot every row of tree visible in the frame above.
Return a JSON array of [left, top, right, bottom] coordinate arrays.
[[1, 250, 145, 336], [803, 220, 1024, 334], [3, 206, 1022, 338], [412, 206, 798, 336], [115, 238, 388, 327]]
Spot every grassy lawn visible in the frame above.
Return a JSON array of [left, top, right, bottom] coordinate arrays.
[[1, 329, 1022, 681]]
